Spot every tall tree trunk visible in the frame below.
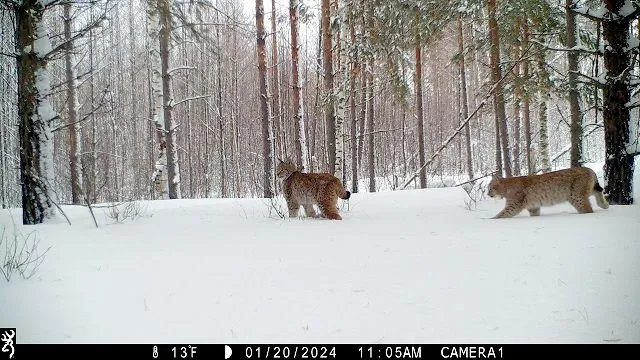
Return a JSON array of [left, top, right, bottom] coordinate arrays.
[[602, 0, 635, 204], [158, 0, 180, 199], [334, 16, 347, 183], [487, 0, 512, 177], [216, 9, 227, 198], [181, 26, 194, 198], [129, 0, 142, 199], [144, 3, 155, 200], [90, 6, 99, 203], [522, 21, 533, 175], [357, 64, 366, 175], [148, 0, 168, 199], [16, 0, 56, 224], [511, 28, 522, 176], [232, 15, 242, 196], [270, 0, 284, 160], [348, 8, 359, 193], [289, 0, 309, 171], [321, 0, 335, 174], [64, 2, 82, 204], [366, 58, 375, 192], [414, 41, 427, 188], [457, 15, 473, 180], [256, 0, 274, 198], [494, 109, 503, 175], [537, 49, 551, 173], [566, 0, 583, 167]]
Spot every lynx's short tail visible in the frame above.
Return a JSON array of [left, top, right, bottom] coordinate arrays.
[[339, 188, 351, 200], [593, 182, 609, 209]]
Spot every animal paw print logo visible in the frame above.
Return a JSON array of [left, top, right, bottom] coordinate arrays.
[[1, 329, 15, 359]]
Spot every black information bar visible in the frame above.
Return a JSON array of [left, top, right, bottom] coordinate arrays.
[[12, 343, 637, 360]]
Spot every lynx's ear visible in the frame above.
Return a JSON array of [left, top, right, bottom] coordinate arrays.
[[491, 172, 502, 181]]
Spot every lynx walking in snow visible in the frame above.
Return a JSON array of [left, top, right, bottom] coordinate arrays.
[[487, 166, 609, 218], [276, 159, 351, 220]]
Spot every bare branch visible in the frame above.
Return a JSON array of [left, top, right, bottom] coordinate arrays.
[[0, 51, 17, 58], [45, 7, 107, 59], [344, 128, 401, 142], [171, 94, 213, 109], [168, 66, 197, 74], [401, 46, 528, 190]]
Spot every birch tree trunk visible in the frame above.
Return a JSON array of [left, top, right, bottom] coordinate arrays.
[[334, 19, 348, 183], [289, 0, 309, 171], [16, 0, 56, 224], [148, 0, 168, 199], [256, 0, 274, 198], [158, 0, 180, 199], [63, 2, 82, 204]]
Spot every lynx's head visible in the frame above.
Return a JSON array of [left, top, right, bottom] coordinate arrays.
[[276, 158, 299, 179], [487, 173, 505, 198]]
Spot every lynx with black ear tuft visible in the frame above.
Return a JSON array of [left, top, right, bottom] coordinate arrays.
[[488, 166, 608, 218], [276, 159, 350, 220]]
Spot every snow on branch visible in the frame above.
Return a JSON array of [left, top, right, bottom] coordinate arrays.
[[573, 4, 607, 21], [574, 0, 639, 22], [530, 39, 599, 55], [576, 71, 606, 88], [170, 94, 212, 109], [168, 66, 197, 74]]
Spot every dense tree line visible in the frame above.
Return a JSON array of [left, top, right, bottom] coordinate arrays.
[[0, 0, 638, 224]]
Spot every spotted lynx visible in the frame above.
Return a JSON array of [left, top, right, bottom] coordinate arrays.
[[276, 159, 351, 220], [487, 166, 609, 218]]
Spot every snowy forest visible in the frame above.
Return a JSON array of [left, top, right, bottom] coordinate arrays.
[[0, 0, 639, 224]]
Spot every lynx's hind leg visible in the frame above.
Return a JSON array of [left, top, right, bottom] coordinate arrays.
[[493, 199, 525, 219], [320, 206, 342, 220], [527, 207, 540, 216], [570, 197, 593, 214], [318, 197, 342, 220], [317, 187, 342, 220], [303, 204, 318, 218], [569, 183, 594, 214]]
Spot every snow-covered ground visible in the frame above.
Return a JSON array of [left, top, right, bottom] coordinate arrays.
[[1, 178, 639, 344]]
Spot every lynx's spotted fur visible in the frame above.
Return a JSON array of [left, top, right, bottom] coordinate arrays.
[[488, 166, 609, 218], [277, 159, 351, 220]]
